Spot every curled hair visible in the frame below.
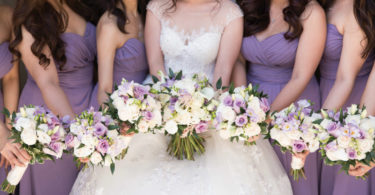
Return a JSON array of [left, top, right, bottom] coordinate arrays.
[[10, 0, 67, 68], [237, 0, 310, 40]]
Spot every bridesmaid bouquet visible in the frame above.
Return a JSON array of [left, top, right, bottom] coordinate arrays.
[[2, 106, 67, 193], [316, 105, 375, 178], [105, 79, 163, 134], [151, 70, 216, 160], [214, 84, 269, 145], [268, 100, 321, 180], [68, 108, 131, 174]]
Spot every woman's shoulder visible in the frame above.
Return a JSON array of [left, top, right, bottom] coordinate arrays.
[[147, 0, 171, 15], [218, 0, 243, 26]]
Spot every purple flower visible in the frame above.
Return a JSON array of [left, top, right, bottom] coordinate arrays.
[[246, 108, 259, 123], [235, 115, 248, 127], [292, 140, 306, 153], [347, 148, 357, 160], [161, 79, 175, 88], [94, 123, 108, 137], [51, 132, 61, 142], [143, 111, 154, 121], [61, 115, 72, 128], [65, 133, 75, 149], [215, 113, 223, 124], [93, 112, 103, 124], [327, 122, 340, 137], [170, 97, 178, 104], [302, 108, 312, 116], [49, 142, 62, 155], [195, 122, 209, 133], [96, 139, 109, 155], [133, 85, 148, 100], [234, 98, 246, 109], [223, 96, 233, 107], [120, 95, 129, 103], [325, 141, 337, 151], [260, 98, 270, 112]]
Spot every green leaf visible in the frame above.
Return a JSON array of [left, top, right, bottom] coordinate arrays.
[[175, 71, 183, 80], [2, 108, 10, 118], [110, 163, 115, 174], [108, 125, 119, 130], [216, 78, 222, 89], [152, 75, 159, 83], [168, 68, 175, 79], [229, 82, 235, 94]]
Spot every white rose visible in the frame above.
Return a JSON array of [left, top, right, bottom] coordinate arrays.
[[163, 107, 173, 121], [277, 132, 293, 147], [308, 139, 320, 152], [21, 129, 37, 145], [357, 153, 366, 161], [90, 152, 103, 165], [74, 146, 94, 158], [25, 108, 36, 117], [286, 130, 303, 140], [14, 118, 36, 132], [200, 87, 215, 100], [174, 79, 196, 94], [337, 136, 351, 148], [270, 128, 281, 140], [138, 119, 149, 133], [107, 130, 119, 139], [326, 148, 348, 161], [358, 139, 374, 153], [175, 110, 192, 125], [345, 115, 361, 126], [158, 94, 171, 105], [291, 156, 304, 170], [219, 106, 236, 122], [320, 119, 333, 129], [164, 120, 178, 134], [302, 131, 315, 143], [244, 123, 261, 137], [38, 124, 49, 132], [103, 155, 112, 167], [360, 117, 375, 131], [118, 104, 140, 122], [81, 135, 99, 148], [37, 131, 51, 145], [219, 92, 231, 102]]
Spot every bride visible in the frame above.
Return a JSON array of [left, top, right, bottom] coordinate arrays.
[[71, 0, 293, 194]]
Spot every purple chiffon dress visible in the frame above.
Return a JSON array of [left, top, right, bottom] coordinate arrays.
[[89, 38, 148, 110], [18, 23, 96, 195], [0, 42, 14, 195], [319, 24, 375, 195], [242, 33, 321, 195]]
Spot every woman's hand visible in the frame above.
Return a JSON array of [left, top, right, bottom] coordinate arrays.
[[293, 150, 310, 166], [348, 162, 375, 177], [97, 90, 109, 108], [247, 135, 260, 143], [0, 140, 31, 168], [120, 123, 134, 137]]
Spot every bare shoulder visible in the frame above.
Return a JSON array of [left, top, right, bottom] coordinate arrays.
[[301, 1, 326, 25], [220, 0, 242, 12], [97, 12, 122, 36]]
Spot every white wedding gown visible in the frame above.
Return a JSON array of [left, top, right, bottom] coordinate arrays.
[[70, 1, 293, 194]]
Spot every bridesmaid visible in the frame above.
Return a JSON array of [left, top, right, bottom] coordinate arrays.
[[317, 0, 375, 194], [235, 0, 326, 194], [0, 6, 24, 195], [89, 0, 149, 110], [9, 0, 96, 194]]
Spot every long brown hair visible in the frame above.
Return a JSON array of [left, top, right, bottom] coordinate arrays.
[[318, 0, 375, 58], [237, 0, 310, 40]]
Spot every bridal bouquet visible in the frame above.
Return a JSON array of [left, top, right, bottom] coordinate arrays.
[[68, 108, 131, 174], [315, 105, 375, 178], [2, 106, 67, 193], [151, 70, 216, 160], [105, 79, 162, 135], [268, 100, 321, 180], [214, 84, 269, 145]]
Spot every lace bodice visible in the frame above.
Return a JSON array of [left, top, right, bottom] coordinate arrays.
[[147, 0, 243, 82]]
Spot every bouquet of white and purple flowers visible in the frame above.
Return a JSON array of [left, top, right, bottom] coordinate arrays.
[[268, 100, 321, 180], [151, 70, 216, 160], [106, 79, 162, 135], [214, 83, 269, 145], [315, 105, 375, 178], [2, 106, 68, 193], [68, 108, 131, 174]]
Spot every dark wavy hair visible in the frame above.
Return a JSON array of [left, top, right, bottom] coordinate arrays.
[[100, 0, 150, 34], [67, 0, 102, 25], [9, 0, 97, 69], [318, 0, 375, 57], [10, 0, 68, 69], [237, 0, 310, 40]]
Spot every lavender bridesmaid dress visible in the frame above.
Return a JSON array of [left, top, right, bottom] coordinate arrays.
[[89, 38, 148, 110], [0, 42, 15, 195], [242, 33, 321, 195], [319, 24, 375, 195], [18, 23, 96, 195]]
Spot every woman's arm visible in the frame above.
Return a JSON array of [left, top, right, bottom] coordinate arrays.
[[214, 17, 243, 87], [231, 55, 247, 87], [144, 9, 165, 77], [271, 3, 326, 112], [322, 12, 368, 110], [18, 27, 75, 118], [360, 61, 375, 115], [2, 59, 19, 127], [96, 16, 122, 106]]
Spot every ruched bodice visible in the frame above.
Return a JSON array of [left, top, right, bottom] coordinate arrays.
[[319, 24, 374, 80], [243, 33, 320, 195], [90, 38, 148, 109], [19, 22, 96, 195]]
